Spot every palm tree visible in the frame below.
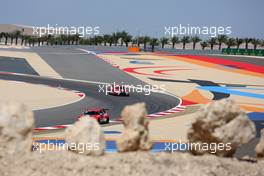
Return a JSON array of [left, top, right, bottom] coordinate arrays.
[[111, 32, 119, 46], [225, 38, 236, 49], [181, 36, 190, 50], [108, 36, 114, 46], [103, 34, 111, 46], [244, 38, 252, 50], [251, 38, 260, 50], [9, 32, 15, 45], [137, 37, 144, 47], [46, 35, 53, 46], [142, 36, 150, 51], [13, 30, 21, 45], [59, 34, 66, 45], [171, 36, 180, 49], [235, 38, 244, 49], [123, 34, 132, 47], [217, 35, 228, 50], [94, 36, 103, 45], [73, 34, 80, 45], [190, 36, 201, 50], [20, 35, 26, 45], [160, 37, 169, 48], [149, 38, 159, 52], [0, 32, 4, 44], [3, 32, 9, 45], [119, 31, 130, 47], [207, 37, 217, 50], [23, 35, 29, 46], [200, 41, 208, 50], [30, 36, 38, 47], [260, 40, 264, 48], [131, 38, 138, 46], [69, 35, 75, 45]]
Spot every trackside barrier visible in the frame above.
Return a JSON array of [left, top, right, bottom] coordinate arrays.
[[222, 48, 264, 56]]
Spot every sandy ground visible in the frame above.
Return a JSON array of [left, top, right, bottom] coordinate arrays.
[[0, 80, 81, 110], [0, 50, 62, 78]]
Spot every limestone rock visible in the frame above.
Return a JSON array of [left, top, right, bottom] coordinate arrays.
[[187, 99, 256, 157], [65, 117, 105, 156], [117, 103, 152, 152], [255, 129, 264, 158], [0, 101, 34, 156]]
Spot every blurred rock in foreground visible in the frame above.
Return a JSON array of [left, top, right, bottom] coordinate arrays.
[[65, 117, 105, 156], [187, 99, 256, 157], [0, 101, 34, 157], [117, 103, 152, 152], [255, 129, 264, 159]]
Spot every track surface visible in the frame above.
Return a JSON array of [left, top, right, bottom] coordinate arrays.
[[0, 56, 39, 75], [0, 47, 180, 127], [31, 46, 144, 84]]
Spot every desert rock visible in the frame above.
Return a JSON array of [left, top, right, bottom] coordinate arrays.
[[65, 117, 105, 156], [187, 99, 256, 157], [117, 103, 152, 152]]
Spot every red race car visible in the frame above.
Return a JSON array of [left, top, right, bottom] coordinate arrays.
[[79, 108, 110, 124], [108, 84, 129, 96]]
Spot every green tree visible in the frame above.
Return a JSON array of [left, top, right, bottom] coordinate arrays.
[[235, 38, 244, 49], [123, 34, 132, 47], [131, 38, 138, 46], [200, 41, 208, 50], [137, 37, 144, 47], [251, 38, 260, 50], [244, 38, 252, 50], [160, 37, 169, 48], [103, 34, 111, 46], [9, 32, 15, 45], [20, 35, 26, 45], [207, 37, 217, 50], [111, 32, 119, 46], [190, 36, 201, 50], [0, 32, 4, 43], [217, 35, 228, 50], [119, 31, 130, 47], [142, 36, 150, 51], [149, 38, 159, 52], [13, 30, 21, 45], [260, 40, 264, 48], [171, 36, 180, 49], [181, 36, 190, 50], [225, 38, 236, 49], [3, 33, 9, 45]]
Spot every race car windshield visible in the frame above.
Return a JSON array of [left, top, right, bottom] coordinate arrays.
[[85, 111, 98, 115]]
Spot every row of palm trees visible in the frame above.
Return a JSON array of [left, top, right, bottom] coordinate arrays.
[[0, 31, 80, 46], [80, 34, 264, 51], [1, 30, 264, 51]]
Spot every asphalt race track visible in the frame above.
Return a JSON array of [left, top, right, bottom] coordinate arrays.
[[0, 56, 39, 75], [31, 46, 145, 84], [0, 47, 180, 127]]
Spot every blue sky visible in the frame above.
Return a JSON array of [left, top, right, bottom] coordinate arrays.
[[0, 0, 263, 38]]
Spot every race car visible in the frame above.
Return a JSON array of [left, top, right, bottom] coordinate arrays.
[[108, 84, 129, 96], [79, 108, 110, 124]]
